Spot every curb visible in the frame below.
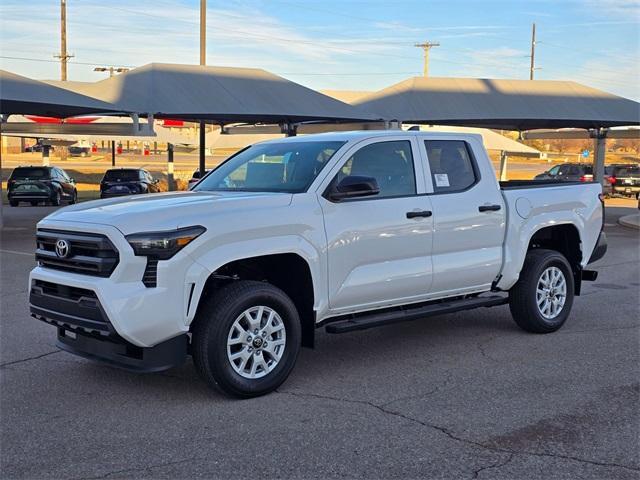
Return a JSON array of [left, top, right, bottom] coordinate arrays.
[[618, 214, 640, 230]]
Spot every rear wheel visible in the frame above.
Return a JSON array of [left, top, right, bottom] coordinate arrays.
[[509, 249, 574, 333], [192, 280, 301, 398], [50, 190, 61, 206], [9, 199, 19, 207], [69, 190, 78, 204]]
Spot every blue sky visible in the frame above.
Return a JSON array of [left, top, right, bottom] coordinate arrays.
[[1, 0, 639, 99]]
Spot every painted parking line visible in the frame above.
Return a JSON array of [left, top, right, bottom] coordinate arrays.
[[0, 249, 33, 257]]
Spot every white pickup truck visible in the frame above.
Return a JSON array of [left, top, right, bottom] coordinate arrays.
[[29, 131, 607, 397]]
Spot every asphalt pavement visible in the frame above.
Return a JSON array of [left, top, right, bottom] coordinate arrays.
[[1, 204, 638, 479]]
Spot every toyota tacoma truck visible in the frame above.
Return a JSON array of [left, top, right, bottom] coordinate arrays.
[[29, 131, 607, 398]]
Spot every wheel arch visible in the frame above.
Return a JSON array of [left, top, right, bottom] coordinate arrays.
[[525, 224, 583, 294], [189, 246, 320, 348]]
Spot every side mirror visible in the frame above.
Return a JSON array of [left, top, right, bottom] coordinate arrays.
[[70, 178, 75, 183], [328, 175, 380, 201]]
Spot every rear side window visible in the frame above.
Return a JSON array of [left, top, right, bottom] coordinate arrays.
[[11, 167, 50, 179], [425, 140, 477, 193]]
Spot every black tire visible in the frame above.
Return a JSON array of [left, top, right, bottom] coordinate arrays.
[[70, 190, 78, 204], [9, 199, 19, 207], [51, 190, 61, 206], [509, 249, 574, 333], [192, 280, 301, 398]]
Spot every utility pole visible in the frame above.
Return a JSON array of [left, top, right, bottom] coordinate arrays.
[[200, 0, 206, 66], [415, 41, 440, 77], [198, 0, 207, 176], [54, 0, 73, 81], [529, 23, 536, 80]]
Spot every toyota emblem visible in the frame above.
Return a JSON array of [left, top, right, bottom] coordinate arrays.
[[55, 239, 70, 258]]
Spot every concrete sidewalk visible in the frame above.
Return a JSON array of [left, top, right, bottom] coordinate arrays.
[[619, 213, 640, 230]]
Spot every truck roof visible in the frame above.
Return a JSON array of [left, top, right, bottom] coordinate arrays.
[[256, 130, 484, 144]]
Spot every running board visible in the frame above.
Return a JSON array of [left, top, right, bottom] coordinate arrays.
[[325, 295, 508, 334]]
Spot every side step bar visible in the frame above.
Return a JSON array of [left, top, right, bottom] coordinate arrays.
[[325, 295, 508, 334]]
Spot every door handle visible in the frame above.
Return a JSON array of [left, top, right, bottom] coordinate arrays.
[[406, 210, 432, 219], [478, 204, 502, 212]]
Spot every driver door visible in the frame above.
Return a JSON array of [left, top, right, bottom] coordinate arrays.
[[318, 137, 434, 312]]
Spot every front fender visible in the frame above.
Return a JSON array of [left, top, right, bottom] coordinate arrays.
[[183, 235, 326, 326]]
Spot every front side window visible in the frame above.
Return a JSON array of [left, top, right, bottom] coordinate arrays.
[[195, 141, 345, 193], [425, 140, 477, 193], [548, 166, 561, 175], [332, 140, 416, 198]]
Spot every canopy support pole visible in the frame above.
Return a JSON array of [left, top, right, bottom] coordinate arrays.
[[499, 151, 508, 181], [42, 145, 50, 166], [111, 140, 116, 167], [199, 120, 206, 176], [0, 119, 4, 229], [591, 128, 607, 185], [281, 123, 298, 137], [167, 143, 174, 191]]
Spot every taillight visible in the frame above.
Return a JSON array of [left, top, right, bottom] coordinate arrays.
[[579, 175, 587, 182], [609, 176, 616, 185]]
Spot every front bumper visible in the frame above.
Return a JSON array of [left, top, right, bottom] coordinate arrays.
[[29, 220, 210, 348]]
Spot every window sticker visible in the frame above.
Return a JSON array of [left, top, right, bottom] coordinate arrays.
[[434, 173, 450, 187]]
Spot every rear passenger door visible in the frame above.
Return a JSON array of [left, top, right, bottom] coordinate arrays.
[[420, 138, 505, 296]]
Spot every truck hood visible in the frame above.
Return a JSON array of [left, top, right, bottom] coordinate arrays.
[[40, 191, 293, 235]]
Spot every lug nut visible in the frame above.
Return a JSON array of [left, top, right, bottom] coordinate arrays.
[[247, 336, 252, 342], [256, 350, 261, 356], [262, 331, 267, 338], [248, 347, 253, 352], [254, 329, 259, 334], [263, 342, 268, 348]]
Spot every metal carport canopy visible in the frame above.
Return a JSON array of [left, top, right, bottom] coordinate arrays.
[[48, 63, 380, 124], [353, 77, 640, 130], [0, 70, 123, 117]]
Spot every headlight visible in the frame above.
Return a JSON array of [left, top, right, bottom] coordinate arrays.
[[126, 226, 206, 260]]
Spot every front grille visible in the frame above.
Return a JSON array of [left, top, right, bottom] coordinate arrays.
[[36, 229, 119, 277], [142, 258, 158, 287], [30, 279, 112, 335]]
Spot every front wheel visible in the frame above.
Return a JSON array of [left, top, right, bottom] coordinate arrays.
[[509, 249, 574, 333], [69, 190, 78, 204], [192, 280, 301, 398]]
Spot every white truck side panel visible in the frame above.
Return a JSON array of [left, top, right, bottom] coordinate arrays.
[[496, 182, 603, 290]]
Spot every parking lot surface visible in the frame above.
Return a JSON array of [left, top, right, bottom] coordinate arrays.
[[1, 204, 639, 479]]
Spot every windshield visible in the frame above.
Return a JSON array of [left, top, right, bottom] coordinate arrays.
[[11, 167, 50, 179], [103, 170, 141, 181], [194, 141, 346, 193]]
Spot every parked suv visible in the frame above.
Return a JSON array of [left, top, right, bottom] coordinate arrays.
[[100, 168, 160, 198], [68, 146, 90, 157], [188, 169, 210, 189], [605, 164, 640, 198], [7, 166, 77, 206]]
